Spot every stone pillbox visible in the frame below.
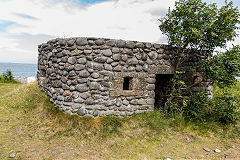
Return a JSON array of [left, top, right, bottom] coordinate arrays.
[[38, 37, 212, 117]]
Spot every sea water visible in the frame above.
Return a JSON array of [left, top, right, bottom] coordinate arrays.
[[0, 63, 37, 77]]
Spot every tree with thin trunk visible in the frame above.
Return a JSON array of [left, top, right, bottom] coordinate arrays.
[[159, 0, 240, 113]]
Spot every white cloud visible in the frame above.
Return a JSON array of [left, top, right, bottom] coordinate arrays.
[[2, 0, 174, 41], [0, 0, 239, 63], [0, 32, 55, 63], [0, 0, 177, 63]]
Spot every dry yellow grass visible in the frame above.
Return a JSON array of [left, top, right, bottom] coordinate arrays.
[[0, 82, 239, 160]]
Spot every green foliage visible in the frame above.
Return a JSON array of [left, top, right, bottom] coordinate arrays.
[[183, 87, 240, 124], [159, 0, 240, 86], [163, 72, 188, 116], [184, 92, 209, 122], [159, 0, 240, 124], [164, 81, 240, 124], [212, 93, 239, 124], [164, 100, 181, 116], [206, 45, 240, 88], [3, 69, 13, 80], [212, 83, 240, 124], [159, 0, 240, 52], [0, 70, 18, 83]]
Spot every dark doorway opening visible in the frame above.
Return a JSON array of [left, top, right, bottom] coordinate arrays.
[[123, 77, 133, 90], [154, 74, 173, 109]]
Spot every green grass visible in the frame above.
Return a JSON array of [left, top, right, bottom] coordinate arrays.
[[214, 82, 240, 106], [0, 82, 240, 159], [0, 79, 19, 83]]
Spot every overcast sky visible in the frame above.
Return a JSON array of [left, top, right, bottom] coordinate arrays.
[[0, 0, 239, 64]]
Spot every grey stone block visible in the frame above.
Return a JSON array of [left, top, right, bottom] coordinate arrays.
[[78, 108, 87, 116], [76, 38, 88, 46], [76, 84, 88, 92], [101, 49, 112, 56]]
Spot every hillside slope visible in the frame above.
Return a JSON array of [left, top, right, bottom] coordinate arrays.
[[0, 82, 239, 160]]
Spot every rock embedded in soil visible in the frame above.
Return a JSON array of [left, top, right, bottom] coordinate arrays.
[[9, 152, 17, 158], [203, 147, 210, 152], [214, 149, 221, 153]]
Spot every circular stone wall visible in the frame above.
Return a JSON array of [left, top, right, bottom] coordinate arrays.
[[38, 37, 205, 117]]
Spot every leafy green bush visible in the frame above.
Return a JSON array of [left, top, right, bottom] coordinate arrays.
[[206, 45, 240, 88], [182, 90, 240, 124], [3, 70, 13, 81], [184, 92, 209, 122], [164, 100, 181, 116], [158, 0, 240, 125], [163, 72, 189, 116], [0, 70, 18, 83], [212, 94, 239, 124]]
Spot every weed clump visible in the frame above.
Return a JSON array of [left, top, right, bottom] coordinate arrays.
[[181, 85, 240, 124], [0, 70, 19, 83]]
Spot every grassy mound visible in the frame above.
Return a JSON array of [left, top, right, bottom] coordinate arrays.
[[0, 82, 240, 159]]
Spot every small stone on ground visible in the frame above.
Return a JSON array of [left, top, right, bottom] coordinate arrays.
[[163, 158, 172, 160], [203, 147, 210, 152], [9, 152, 17, 158], [214, 148, 221, 153]]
